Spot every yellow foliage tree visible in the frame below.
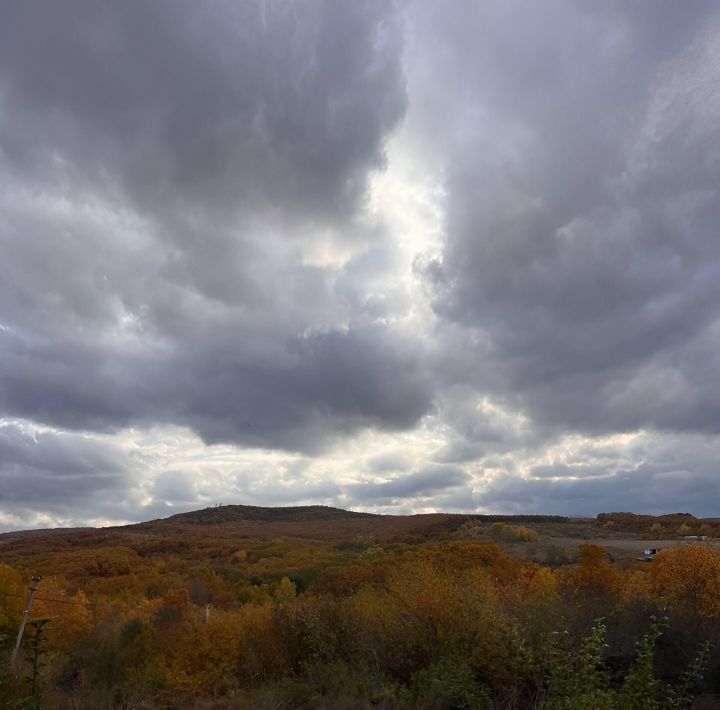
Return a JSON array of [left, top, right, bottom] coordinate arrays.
[[513, 526, 540, 542], [563, 544, 618, 598], [0, 563, 24, 633], [354, 554, 506, 682], [649, 545, 720, 618], [618, 568, 651, 604], [236, 602, 288, 681], [164, 611, 244, 694], [518, 565, 558, 604], [274, 576, 296, 603], [31, 576, 93, 652]]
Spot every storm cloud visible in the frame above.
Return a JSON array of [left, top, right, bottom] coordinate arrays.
[[0, 0, 430, 452], [0, 422, 139, 529], [418, 1, 720, 435], [350, 465, 470, 503], [1, 1, 720, 528]]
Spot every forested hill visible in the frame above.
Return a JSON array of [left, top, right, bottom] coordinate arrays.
[[144, 504, 379, 526]]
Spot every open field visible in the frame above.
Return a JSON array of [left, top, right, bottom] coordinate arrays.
[[542, 535, 677, 558]]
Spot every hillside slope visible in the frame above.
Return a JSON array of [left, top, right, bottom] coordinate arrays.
[[154, 504, 377, 525]]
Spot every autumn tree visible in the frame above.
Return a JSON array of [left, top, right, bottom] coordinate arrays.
[[649, 545, 720, 619], [0, 564, 24, 633], [30, 576, 92, 652]]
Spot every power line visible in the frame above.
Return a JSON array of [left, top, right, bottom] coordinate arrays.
[[0, 588, 211, 615], [0, 588, 117, 611], [0, 589, 87, 605]]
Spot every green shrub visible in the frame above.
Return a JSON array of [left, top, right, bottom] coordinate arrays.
[[404, 659, 491, 710]]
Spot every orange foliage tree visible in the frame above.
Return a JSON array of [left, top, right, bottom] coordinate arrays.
[[30, 576, 93, 652], [649, 544, 720, 618]]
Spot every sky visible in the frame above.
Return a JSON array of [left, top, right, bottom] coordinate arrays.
[[1, 1, 720, 530]]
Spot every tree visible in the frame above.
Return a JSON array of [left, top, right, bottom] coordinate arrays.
[[649, 545, 720, 618], [274, 577, 297, 603], [0, 565, 24, 633], [31, 576, 92, 651], [25, 619, 50, 698]]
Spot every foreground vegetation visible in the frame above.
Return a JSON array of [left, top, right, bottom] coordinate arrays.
[[1, 512, 719, 708]]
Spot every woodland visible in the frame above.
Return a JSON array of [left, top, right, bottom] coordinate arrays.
[[1, 507, 719, 709]]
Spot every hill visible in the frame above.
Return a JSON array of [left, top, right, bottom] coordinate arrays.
[[153, 503, 377, 525]]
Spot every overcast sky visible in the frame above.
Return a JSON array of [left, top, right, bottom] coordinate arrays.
[[1, 1, 720, 530]]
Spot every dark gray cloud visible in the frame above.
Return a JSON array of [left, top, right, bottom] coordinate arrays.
[[349, 465, 470, 503], [469, 427, 720, 517], [1, 323, 432, 451], [479, 463, 720, 519], [0, 0, 404, 223], [0, 423, 132, 522], [0, 0, 433, 452], [365, 451, 413, 474], [416, 1, 720, 436]]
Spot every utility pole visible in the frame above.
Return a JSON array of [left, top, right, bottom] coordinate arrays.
[[10, 575, 41, 671]]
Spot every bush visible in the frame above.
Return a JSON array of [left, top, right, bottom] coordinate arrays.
[[403, 659, 491, 710]]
